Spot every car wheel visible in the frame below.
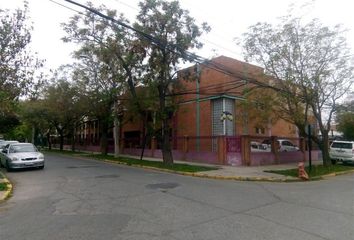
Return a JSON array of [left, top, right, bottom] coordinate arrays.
[[38, 166, 44, 170], [331, 159, 337, 165]]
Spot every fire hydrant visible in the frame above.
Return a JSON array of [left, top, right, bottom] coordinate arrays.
[[298, 161, 309, 180]]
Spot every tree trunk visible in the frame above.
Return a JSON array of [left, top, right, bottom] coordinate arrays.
[[161, 118, 173, 165], [71, 127, 76, 152], [47, 132, 52, 150], [31, 126, 35, 144], [59, 131, 64, 151], [113, 101, 120, 158], [321, 133, 331, 166], [100, 120, 109, 155]]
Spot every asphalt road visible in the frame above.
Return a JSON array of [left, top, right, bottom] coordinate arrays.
[[0, 153, 353, 240]]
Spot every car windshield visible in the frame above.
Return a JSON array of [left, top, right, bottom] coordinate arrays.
[[11, 144, 37, 153], [331, 142, 353, 149]]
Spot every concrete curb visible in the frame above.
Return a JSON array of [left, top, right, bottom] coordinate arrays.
[[0, 171, 13, 202], [52, 153, 354, 183], [100, 159, 301, 182], [321, 169, 354, 179]]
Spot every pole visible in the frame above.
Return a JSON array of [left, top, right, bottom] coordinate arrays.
[[308, 124, 312, 172], [196, 64, 200, 151]]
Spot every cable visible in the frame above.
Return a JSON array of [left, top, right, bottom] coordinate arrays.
[[48, 0, 84, 15], [109, 0, 241, 58], [60, 0, 293, 98]]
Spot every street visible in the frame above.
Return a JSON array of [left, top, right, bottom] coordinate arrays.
[[0, 153, 353, 240]]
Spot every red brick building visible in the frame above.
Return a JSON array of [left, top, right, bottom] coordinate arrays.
[[175, 56, 299, 141], [62, 56, 309, 165]]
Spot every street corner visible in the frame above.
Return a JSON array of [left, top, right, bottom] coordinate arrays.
[[0, 171, 13, 202], [188, 171, 301, 182]]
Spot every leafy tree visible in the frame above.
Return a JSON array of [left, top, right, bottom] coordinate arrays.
[[62, 0, 209, 163], [19, 99, 53, 146], [240, 11, 354, 166], [62, 2, 143, 155], [235, 86, 279, 134], [134, 0, 210, 165], [5, 123, 32, 142], [0, 114, 20, 137], [336, 99, 354, 140], [0, 2, 43, 116], [42, 68, 86, 151], [337, 113, 354, 140]]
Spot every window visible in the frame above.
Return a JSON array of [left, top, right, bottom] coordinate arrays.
[[331, 142, 353, 149], [255, 127, 265, 134]]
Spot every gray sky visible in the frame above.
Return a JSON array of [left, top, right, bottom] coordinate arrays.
[[2, 0, 354, 71]]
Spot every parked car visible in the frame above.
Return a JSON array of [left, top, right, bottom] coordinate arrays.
[[261, 139, 299, 152], [250, 141, 268, 152], [0, 143, 44, 171], [329, 140, 354, 164]]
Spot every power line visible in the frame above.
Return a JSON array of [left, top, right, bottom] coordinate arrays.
[[110, 0, 242, 58], [60, 0, 289, 97], [48, 0, 83, 15]]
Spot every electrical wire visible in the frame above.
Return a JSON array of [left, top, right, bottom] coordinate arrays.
[[58, 0, 291, 98], [48, 0, 84, 15]]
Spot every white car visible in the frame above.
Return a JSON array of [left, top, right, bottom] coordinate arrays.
[[330, 140, 354, 164], [278, 139, 299, 152], [0, 143, 44, 171], [261, 139, 299, 152], [250, 141, 268, 152], [0, 140, 19, 150]]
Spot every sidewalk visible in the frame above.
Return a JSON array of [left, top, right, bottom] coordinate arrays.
[[117, 154, 319, 182]]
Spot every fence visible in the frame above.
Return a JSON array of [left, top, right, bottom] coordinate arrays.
[[52, 135, 320, 166]]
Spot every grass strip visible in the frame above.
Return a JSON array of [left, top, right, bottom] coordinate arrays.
[[265, 164, 354, 179], [0, 182, 8, 191], [87, 154, 219, 172]]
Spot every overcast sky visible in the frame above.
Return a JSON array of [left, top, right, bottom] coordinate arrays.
[[2, 0, 354, 71]]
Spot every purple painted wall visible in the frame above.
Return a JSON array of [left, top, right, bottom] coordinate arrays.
[[56, 144, 320, 167]]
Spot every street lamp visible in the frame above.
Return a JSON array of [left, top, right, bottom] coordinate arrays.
[[220, 111, 233, 135]]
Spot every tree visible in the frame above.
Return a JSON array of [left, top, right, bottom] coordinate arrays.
[[0, 2, 43, 116], [62, 0, 209, 164], [336, 99, 354, 140], [134, 0, 210, 165], [337, 113, 354, 140], [11, 99, 49, 145], [62, 2, 143, 155], [240, 10, 354, 166], [42, 68, 86, 151]]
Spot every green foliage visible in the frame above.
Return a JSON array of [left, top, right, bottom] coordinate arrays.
[[43, 71, 87, 139], [61, 1, 210, 162], [337, 112, 354, 141], [0, 114, 20, 136], [236, 86, 278, 128], [133, 0, 209, 164], [4, 122, 31, 141], [0, 2, 43, 114], [62, 3, 137, 154], [240, 6, 354, 165], [0, 182, 8, 191]]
